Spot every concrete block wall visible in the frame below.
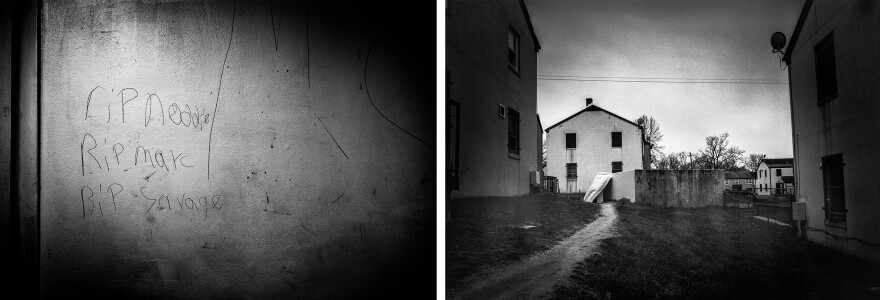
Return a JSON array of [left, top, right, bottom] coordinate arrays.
[[608, 170, 724, 207]]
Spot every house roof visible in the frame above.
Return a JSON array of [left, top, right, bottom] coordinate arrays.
[[762, 158, 794, 168], [782, 176, 795, 184], [544, 104, 642, 132], [725, 171, 756, 180], [537, 114, 543, 131], [518, 0, 541, 52], [783, 0, 814, 64]]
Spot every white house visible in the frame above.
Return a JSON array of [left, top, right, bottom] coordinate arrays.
[[783, 0, 880, 263], [544, 99, 649, 193], [755, 158, 794, 195]]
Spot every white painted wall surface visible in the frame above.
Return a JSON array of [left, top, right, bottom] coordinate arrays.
[[546, 109, 643, 193]]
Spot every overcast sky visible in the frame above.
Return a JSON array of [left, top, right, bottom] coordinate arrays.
[[528, 0, 805, 158]]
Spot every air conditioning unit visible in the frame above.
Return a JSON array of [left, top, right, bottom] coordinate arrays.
[[498, 104, 506, 118]]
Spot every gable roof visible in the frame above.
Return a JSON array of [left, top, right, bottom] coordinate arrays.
[[518, 0, 541, 52], [545, 104, 642, 132], [762, 158, 794, 168], [725, 171, 756, 180], [783, 0, 814, 64], [537, 114, 543, 131]]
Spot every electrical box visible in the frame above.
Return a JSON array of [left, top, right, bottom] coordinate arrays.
[[792, 201, 807, 221], [529, 171, 542, 185]]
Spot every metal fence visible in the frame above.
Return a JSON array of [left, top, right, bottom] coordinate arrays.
[[722, 190, 795, 231], [750, 187, 795, 195], [542, 176, 559, 194]]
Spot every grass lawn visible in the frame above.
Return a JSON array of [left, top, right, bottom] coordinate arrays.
[[553, 203, 880, 299], [447, 193, 602, 291]]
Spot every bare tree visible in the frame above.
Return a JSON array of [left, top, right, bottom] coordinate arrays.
[[699, 133, 745, 170], [635, 115, 664, 167], [657, 152, 684, 169], [741, 153, 765, 172]]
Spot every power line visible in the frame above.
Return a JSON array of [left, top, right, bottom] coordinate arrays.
[[537, 75, 789, 84], [539, 74, 788, 81]]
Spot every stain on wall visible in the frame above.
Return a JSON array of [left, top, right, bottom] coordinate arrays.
[[40, 1, 435, 298]]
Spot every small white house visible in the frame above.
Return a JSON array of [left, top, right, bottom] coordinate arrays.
[[756, 158, 793, 195], [544, 99, 649, 193]]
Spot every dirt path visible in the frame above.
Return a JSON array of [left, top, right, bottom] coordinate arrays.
[[450, 203, 619, 300]]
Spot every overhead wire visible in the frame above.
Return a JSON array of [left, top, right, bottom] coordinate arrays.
[[537, 74, 789, 84]]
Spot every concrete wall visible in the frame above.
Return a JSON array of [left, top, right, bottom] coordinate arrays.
[[788, 0, 880, 263], [40, 1, 435, 297], [446, 0, 540, 197], [607, 170, 724, 207], [546, 109, 643, 193]]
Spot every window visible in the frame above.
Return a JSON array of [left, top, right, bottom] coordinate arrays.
[[725, 180, 729, 185], [507, 108, 520, 156], [815, 33, 838, 104], [566, 163, 577, 178], [611, 132, 622, 148], [612, 161, 623, 173], [508, 27, 520, 71], [446, 99, 460, 190], [822, 154, 846, 221], [735, 180, 740, 184], [565, 133, 576, 149], [776, 169, 781, 176]]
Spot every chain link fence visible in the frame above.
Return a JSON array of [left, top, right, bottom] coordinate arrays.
[[723, 189, 795, 232]]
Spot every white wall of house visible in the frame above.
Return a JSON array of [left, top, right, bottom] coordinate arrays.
[[788, 0, 880, 263], [756, 163, 793, 195], [545, 109, 643, 193]]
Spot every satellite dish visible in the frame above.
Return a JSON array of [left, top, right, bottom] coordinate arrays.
[[771, 32, 787, 52], [637, 118, 644, 125]]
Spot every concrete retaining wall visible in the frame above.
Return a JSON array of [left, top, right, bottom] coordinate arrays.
[[608, 170, 724, 207]]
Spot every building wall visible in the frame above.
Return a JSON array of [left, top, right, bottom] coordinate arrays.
[[446, 0, 539, 197], [607, 170, 724, 207], [756, 163, 793, 195], [788, 0, 880, 263], [40, 1, 435, 297], [545, 110, 643, 193]]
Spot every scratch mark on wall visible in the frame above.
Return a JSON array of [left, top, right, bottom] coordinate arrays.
[[269, 1, 282, 51], [306, 4, 310, 88], [144, 170, 157, 182], [313, 112, 349, 160], [364, 36, 434, 149], [331, 186, 347, 204], [301, 223, 320, 236], [207, 0, 237, 181]]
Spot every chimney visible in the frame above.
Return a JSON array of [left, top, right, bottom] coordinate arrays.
[[586, 98, 593, 106]]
